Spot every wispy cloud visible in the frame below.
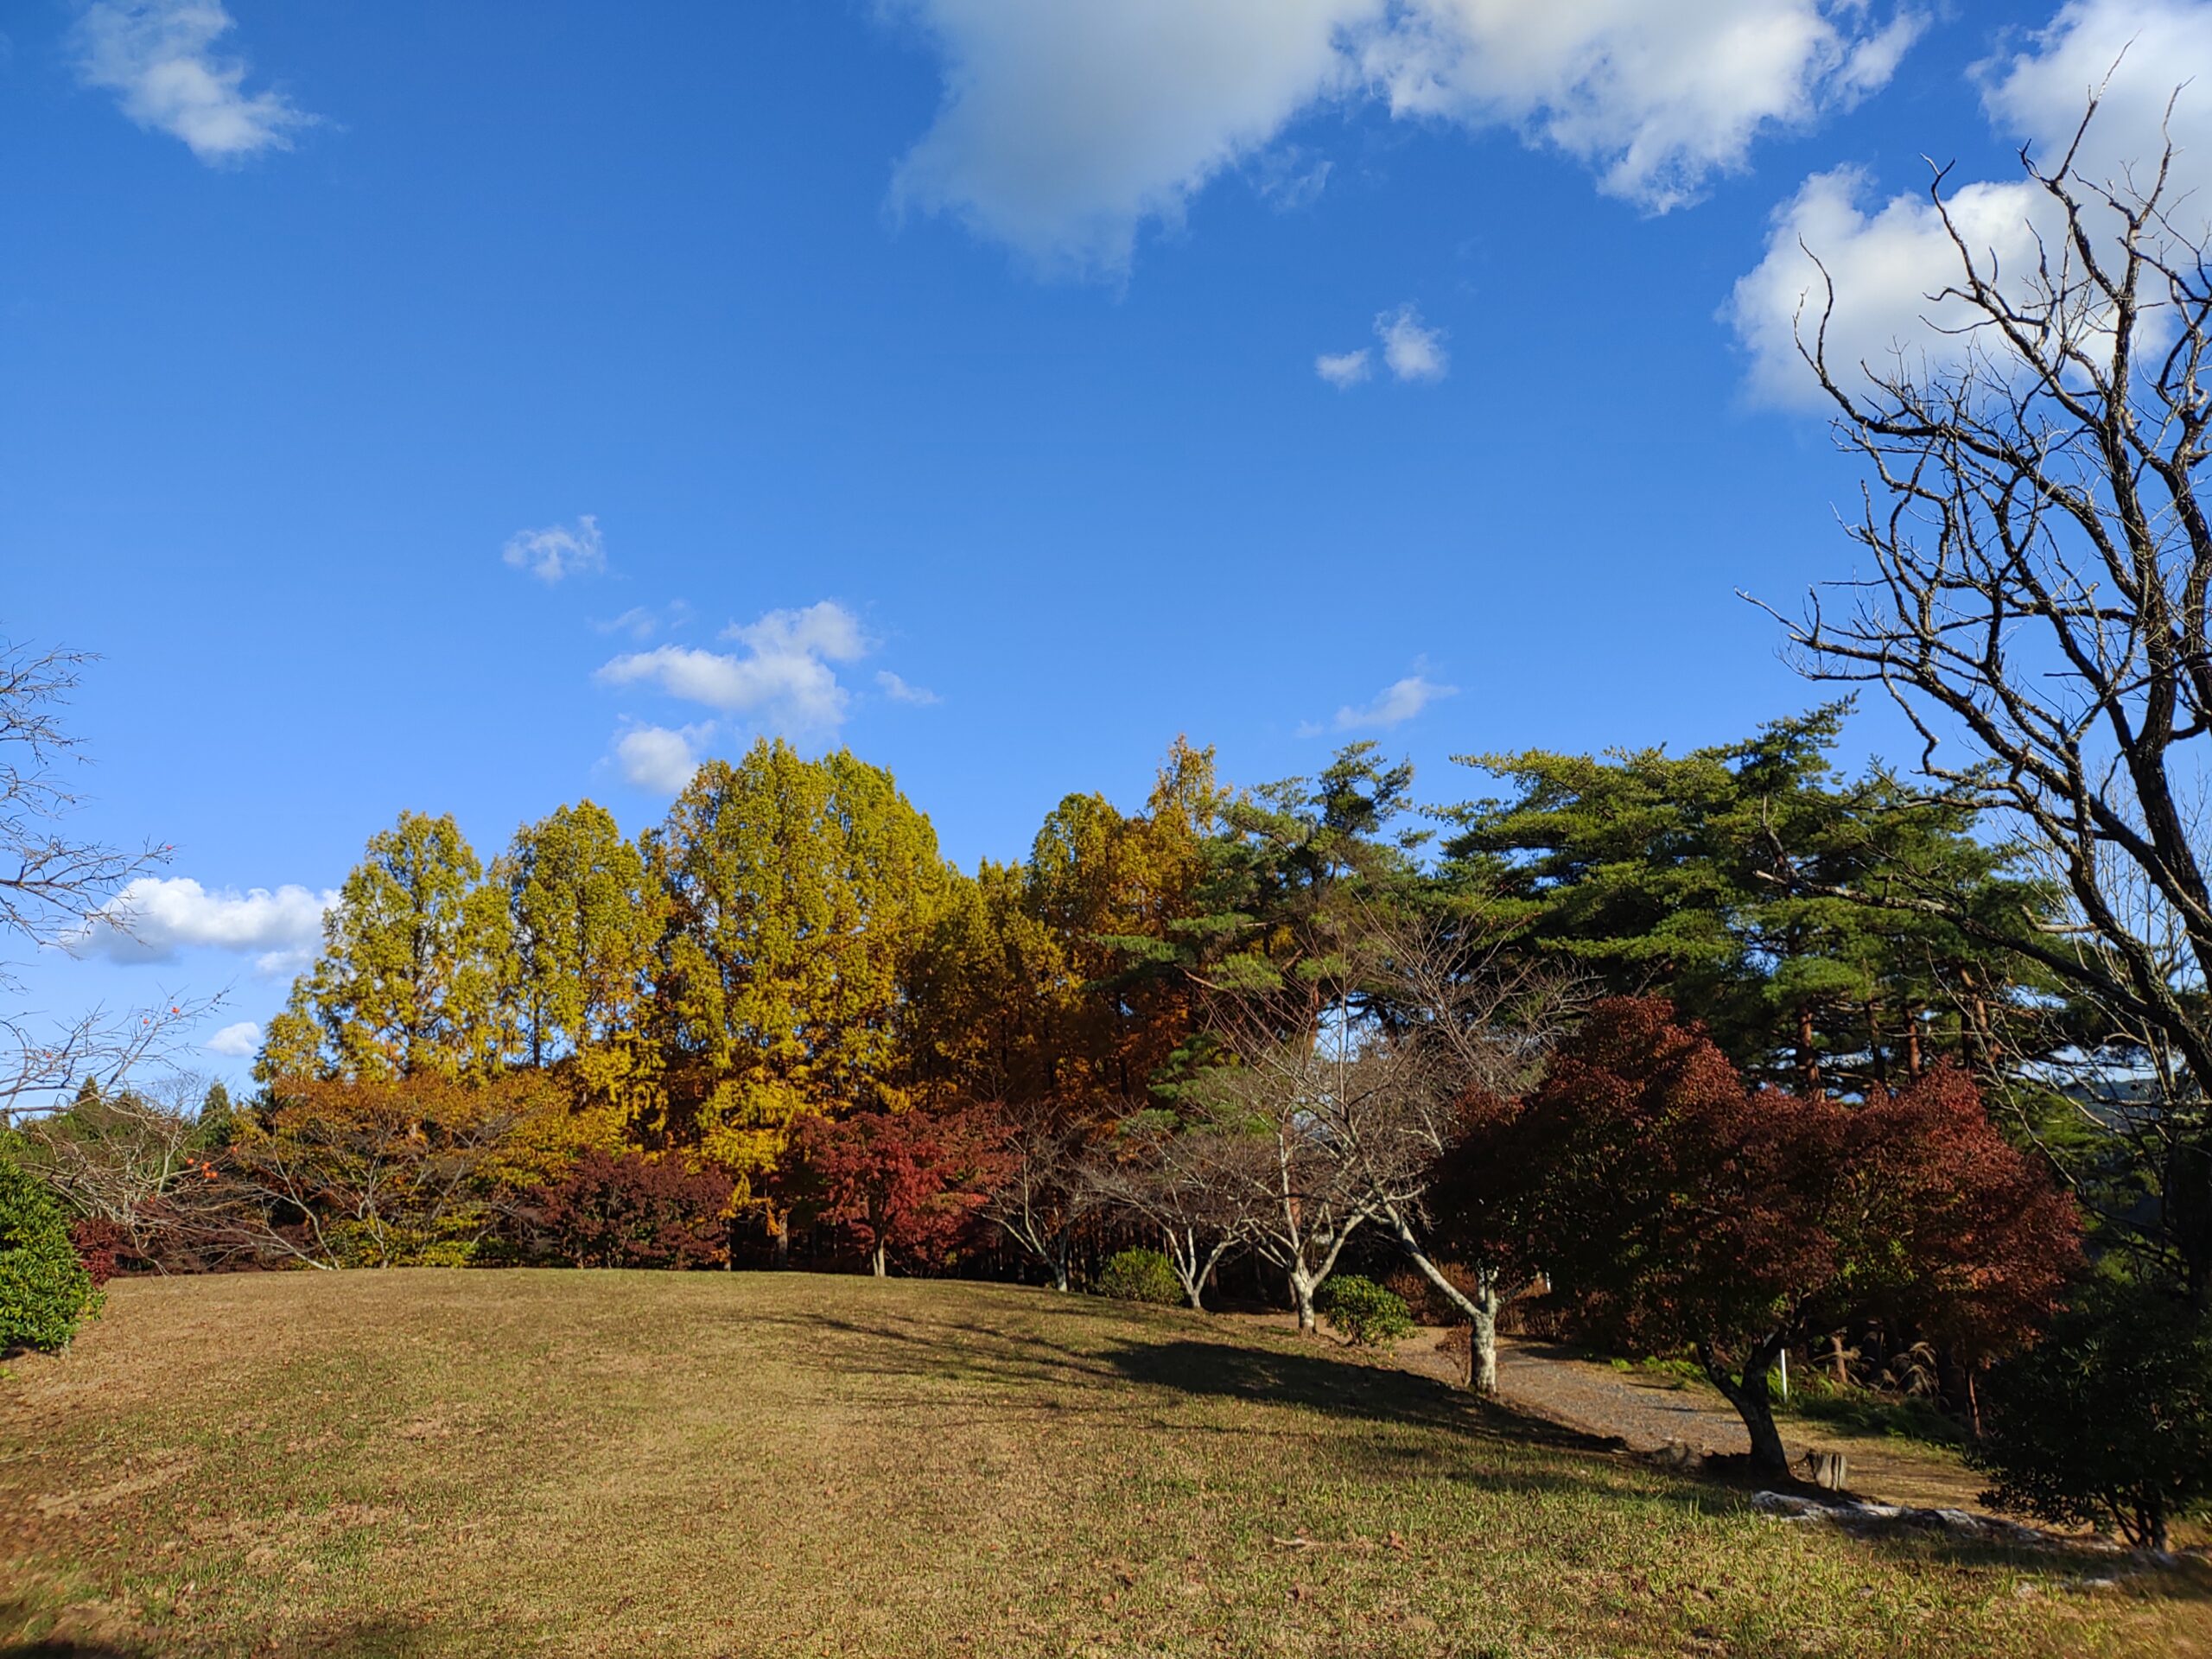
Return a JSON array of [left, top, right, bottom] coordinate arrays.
[[1315, 348, 1372, 389], [504, 514, 606, 582], [72, 0, 314, 164], [70, 876, 334, 976], [1300, 673, 1457, 735], [593, 600, 692, 643], [876, 671, 940, 706]]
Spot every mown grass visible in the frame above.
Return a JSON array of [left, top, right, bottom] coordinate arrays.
[[1, 1272, 2204, 1658]]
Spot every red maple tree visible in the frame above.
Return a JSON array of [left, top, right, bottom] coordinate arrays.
[[1478, 998, 2080, 1471], [783, 1107, 1014, 1277]]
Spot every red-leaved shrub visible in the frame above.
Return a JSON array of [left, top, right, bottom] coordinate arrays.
[[69, 1216, 124, 1286], [537, 1152, 733, 1269]]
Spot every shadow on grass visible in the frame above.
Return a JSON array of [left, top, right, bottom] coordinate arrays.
[[0, 1627, 438, 1659]]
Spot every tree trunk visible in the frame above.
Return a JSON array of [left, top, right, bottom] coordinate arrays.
[[769, 1205, 790, 1268], [1796, 1006, 1821, 1094], [1468, 1281, 1499, 1394], [1288, 1265, 1318, 1336], [1388, 1220, 1506, 1395], [1701, 1336, 1790, 1475], [1049, 1252, 1071, 1294], [870, 1239, 887, 1278]]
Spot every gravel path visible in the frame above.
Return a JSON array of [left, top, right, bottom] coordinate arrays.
[[1492, 1340, 1753, 1457]]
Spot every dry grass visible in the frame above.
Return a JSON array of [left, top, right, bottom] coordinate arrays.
[[0, 1271, 2205, 1658]]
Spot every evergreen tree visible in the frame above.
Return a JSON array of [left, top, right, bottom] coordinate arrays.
[[1438, 708, 2058, 1090]]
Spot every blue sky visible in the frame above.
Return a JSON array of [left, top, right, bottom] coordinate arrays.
[[7, 0, 2209, 1083]]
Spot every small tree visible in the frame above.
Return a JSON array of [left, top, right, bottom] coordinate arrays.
[[979, 1100, 1109, 1292], [783, 1107, 1012, 1277], [0, 1147, 98, 1352], [1972, 1283, 2212, 1551], [1495, 999, 2079, 1472], [536, 1151, 731, 1269], [1099, 1110, 1254, 1310]]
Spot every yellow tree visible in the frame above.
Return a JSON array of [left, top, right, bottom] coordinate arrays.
[[647, 740, 947, 1227], [261, 811, 510, 1082]]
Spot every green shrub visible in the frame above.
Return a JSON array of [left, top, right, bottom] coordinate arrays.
[[1097, 1248, 1183, 1306], [1317, 1275, 1415, 1346], [0, 1154, 98, 1354], [1970, 1282, 2212, 1551]]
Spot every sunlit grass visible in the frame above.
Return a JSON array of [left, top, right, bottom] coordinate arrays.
[[2, 1271, 2203, 1657]]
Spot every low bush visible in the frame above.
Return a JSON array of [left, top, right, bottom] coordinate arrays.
[[537, 1151, 733, 1269], [0, 1155, 99, 1353], [1970, 1282, 2212, 1551], [1318, 1275, 1415, 1346], [1097, 1248, 1183, 1305], [67, 1217, 124, 1287]]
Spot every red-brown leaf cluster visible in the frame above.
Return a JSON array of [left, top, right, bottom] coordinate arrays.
[[780, 1107, 1015, 1273], [1451, 997, 2081, 1369]]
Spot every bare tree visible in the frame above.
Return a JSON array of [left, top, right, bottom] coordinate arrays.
[[1349, 906, 1584, 1391], [980, 1099, 1112, 1292], [1750, 94, 2212, 1301], [1100, 1111, 1255, 1310], [15, 1073, 308, 1271], [0, 639, 210, 1122]]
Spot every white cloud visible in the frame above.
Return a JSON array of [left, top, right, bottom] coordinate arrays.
[[876, 671, 941, 705], [72, 0, 314, 164], [71, 877, 335, 975], [889, 0, 1370, 276], [1316, 348, 1372, 388], [1360, 3, 1927, 212], [614, 722, 714, 794], [888, 1, 1920, 272], [1376, 303, 1448, 381], [1729, 0, 2212, 405], [1303, 673, 1458, 734], [204, 1020, 262, 1058], [504, 515, 606, 582], [596, 600, 871, 735]]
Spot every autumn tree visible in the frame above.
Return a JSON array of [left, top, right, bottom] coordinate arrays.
[[226, 1072, 562, 1267], [262, 811, 511, 1082], [904, 859, 1074, 1111], [535, 1150, 731, 1270], [648, 741, 948, 1235], [1491, 998, 2080, 1471], [494, 801, 664, 1066], [780, 1106, 1012, 1277]]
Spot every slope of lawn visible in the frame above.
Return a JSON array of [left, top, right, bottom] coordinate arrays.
[[0, 1272, 2203, 1659]]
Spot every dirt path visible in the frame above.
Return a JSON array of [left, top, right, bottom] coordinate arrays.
[[1492, 1340, 1751, 1455]]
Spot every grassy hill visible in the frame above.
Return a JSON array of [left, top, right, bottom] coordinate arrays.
[[1, 1272, 2203, 1658]]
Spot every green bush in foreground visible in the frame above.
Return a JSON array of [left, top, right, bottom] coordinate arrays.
[[1318, 1274, 1415, 1346], [0, 1152, 98, 1354], [1097, 1248, 1183, 1305], [1970, 1282, 2212, 1551]]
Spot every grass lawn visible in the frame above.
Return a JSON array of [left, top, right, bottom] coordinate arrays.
[[2, 1273, 2205, 1658]]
